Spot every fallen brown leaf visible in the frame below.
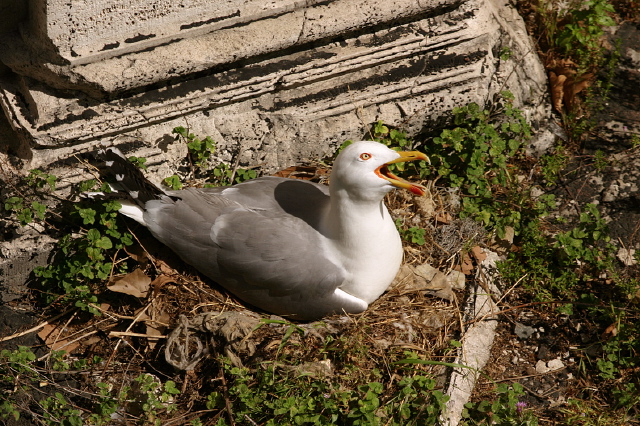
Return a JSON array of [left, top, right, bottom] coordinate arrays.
[[435, 212, 452, 224], [38, 324, 80, 354], [456, 254, 475, 275], [107, 268, 152, 298], [125, 244, 150, 266], [273, 166, 328, 180], [550, 71, 567, 112], [150, 274, 177, 295], [471, 246, 487, 262], [563, 73, 594, 110], [601, 323, 618, 340]]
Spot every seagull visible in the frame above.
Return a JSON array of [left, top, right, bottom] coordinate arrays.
[[99, 141, 429, 320]]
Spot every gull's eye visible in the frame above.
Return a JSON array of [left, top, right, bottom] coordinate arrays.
[[359, 153, 372, 160]]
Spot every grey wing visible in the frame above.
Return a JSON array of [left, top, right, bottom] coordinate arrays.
[[211, 209, 346, 300], [143, 189, 345, 303]]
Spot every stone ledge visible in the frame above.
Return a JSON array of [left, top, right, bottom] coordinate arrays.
[[0, 0, 462, 97], [0, 0, 547, 174]]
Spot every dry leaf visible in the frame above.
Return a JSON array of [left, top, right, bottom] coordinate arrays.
[[390, 264, 453, 300], [107, 268, 152, 298], [150, 274, 176, 295], [144, 299, 171, 350], [38, 324, 80, 353], [601, 323, 618, 340], [156, 259, 176, 275], [145, 325, 165, 350], [125, 244, 150, 266], [471, 246, 487, 262], [564, 73, 594, 110], [550, 71, 567, 112], [273, 166, 328, 181], [457, 254, 474, 275], [435, 212, 452, 224], [549, 58, 577, 77]]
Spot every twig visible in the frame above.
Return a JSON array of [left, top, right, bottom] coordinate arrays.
[[244, 415, 259, 426], [44, 310, 78, 361], [109, 331, 167, 339], [100, 297, 155, 378]]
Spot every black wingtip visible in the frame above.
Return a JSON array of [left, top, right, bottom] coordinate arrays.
[[95, 147, 166, 206]]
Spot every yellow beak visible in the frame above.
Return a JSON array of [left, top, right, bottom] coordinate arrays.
[[375, 151, 430, 196]]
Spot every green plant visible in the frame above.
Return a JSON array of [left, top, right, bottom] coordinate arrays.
[[395, 219, 427, 245], [162, 174, 183, 190], [208, 162, 258, 187], [131, 373, 181, 425], [26, 169, 58, 191], [128, 156, 148, 170], [34, 194, 133, 315], [554, 0, 616, 70], [461, 383, 538, 425], [170, 126, 258, 187], [173, 126, 216, 170], [499, 203, 615, 302], [539, 143, 569, 186], [499, 46, 513, 61], [371, 121, 430, 177], [1, 346, 183, 425], [425, 92, 548, 238], [41, 392, 83, 426], [88, 382, 120, 425], [207, 358, 448, 426], [554, 203, 615, 274], [4, 196, 47, 226], [593, 149, 608, 171], [3, 169, 57, 226]]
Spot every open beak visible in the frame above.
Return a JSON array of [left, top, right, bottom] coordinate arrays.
[[375, 151, 430, 196]]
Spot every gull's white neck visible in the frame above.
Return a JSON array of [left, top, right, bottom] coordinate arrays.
[[322, 186, 403, 303]]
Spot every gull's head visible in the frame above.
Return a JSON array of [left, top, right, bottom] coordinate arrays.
[[331, 141, 429, 201]]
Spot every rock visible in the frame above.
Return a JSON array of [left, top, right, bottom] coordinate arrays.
[[535, 360, 548, 374], [490, 225, 515, 256], [514, 322, 536, 340], [535, 358, 565, 374], [617, 248, 637, 266], [547, 358, 565, 371], [278, 359, 334, 378], [537, 344, 550, 360], [447, 270, 466, 291], [1, 0, 548, 173]]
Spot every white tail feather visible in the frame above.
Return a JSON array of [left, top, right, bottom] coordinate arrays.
[[117, 200, 147, 225]]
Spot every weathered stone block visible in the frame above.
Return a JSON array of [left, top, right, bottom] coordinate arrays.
[[0, 0, 547, 174]]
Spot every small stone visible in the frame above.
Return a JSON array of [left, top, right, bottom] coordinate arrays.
[[617, 248, 637, 266], [446, 270, 466, 290], [514, 322, 536, 339], [547, 358, 565, 371], [535, 360, 549, 374]]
